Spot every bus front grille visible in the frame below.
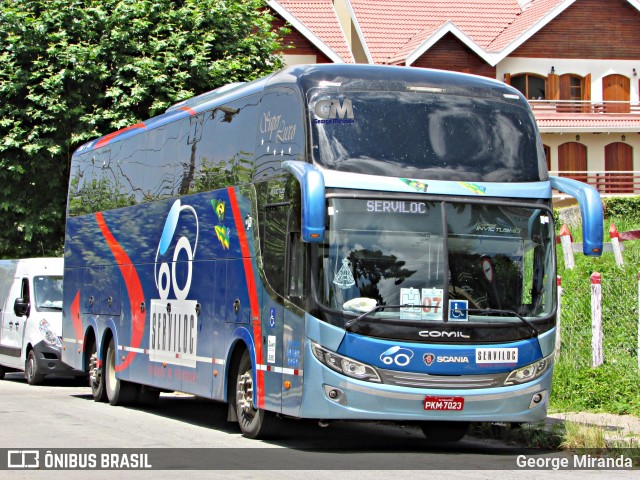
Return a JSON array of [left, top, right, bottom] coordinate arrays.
[[378, 368, 509, 389]]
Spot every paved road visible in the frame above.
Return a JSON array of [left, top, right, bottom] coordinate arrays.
[[0, 373, 635, 479]]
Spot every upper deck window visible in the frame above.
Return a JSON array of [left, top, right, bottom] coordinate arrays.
[[308, 90, 545, 182]]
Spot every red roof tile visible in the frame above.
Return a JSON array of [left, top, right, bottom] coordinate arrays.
[[349, 0, 525, 64], [271, 1, 638, 65], [273, 0, 354, 63]]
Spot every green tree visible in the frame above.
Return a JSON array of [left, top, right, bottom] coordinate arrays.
[[0, 0, 285, 257]]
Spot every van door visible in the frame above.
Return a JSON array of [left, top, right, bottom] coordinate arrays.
[[0, 278, 29, 368]]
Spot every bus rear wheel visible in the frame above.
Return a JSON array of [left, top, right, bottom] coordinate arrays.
[[105, 338, 137, 406], [234, 350, 278, 439], [89, 345, 107, 402], [421, 421, 469, 442]]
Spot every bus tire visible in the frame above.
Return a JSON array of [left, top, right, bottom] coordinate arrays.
[[234, 350, 279, 439], [26, 349, 44, 385], [89, 346, 107, 402], [420, 421, 469, 442], [105, 338, 137, 406]]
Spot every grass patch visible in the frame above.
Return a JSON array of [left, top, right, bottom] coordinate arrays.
[[552, 197, 640, 417]]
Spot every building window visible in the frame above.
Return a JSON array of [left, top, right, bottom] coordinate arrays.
[[558, 142, 587, 184], [510, 74, 546, 100], [604, 142, 634, 193]]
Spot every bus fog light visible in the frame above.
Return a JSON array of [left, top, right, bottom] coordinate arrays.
[[529, 390, 547, 409], [323, 385, 347, 405]]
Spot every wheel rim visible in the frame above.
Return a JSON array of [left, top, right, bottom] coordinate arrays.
[[27, 356, 34, 380], [106, 344, 116, 394], [89, 353, 101, 391], [237, 370, 255, 420]]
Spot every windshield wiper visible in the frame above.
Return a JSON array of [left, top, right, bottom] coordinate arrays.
[[467, 308, 539, 337], [344, 304, 415, 332], [344, 305, 539, 337]]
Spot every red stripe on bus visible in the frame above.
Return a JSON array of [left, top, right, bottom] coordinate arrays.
[[177, 106, 197, 116], [227, 187, 265, 409], [70, 290, 84, 344], [94, 123, 146, 149], [95, 212, 146, 372]]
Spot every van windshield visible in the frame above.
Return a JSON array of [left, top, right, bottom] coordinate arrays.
[[34, 276, 63, 311]]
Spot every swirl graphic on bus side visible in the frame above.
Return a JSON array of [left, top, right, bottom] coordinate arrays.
[[154, 199, 199, 300]]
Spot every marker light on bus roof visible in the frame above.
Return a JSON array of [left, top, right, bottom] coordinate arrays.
[[319, 81, 342, 87], [407, 86, 444, 93], [503, 93, 520, 99]]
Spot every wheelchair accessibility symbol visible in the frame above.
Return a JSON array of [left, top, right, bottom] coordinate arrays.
[[448, 300, 468, 321]]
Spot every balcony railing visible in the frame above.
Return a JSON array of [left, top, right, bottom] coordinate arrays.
[[529, 100, 640, 114], [549, 171, 640, 194]]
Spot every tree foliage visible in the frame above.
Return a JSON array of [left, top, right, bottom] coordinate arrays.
[[0, 0, 285, 258]]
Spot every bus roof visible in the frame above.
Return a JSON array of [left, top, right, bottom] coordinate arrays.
[[73, 64, 525, 156]]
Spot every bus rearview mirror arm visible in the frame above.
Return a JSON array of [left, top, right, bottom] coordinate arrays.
[[282, 161, 326, 243], [549, 176, 603, 256]]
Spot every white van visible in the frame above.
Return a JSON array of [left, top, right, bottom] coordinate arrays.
[[0, 258, 82, 384]]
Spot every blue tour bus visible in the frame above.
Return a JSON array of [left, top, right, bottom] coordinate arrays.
[[61, 64, 603, 440]]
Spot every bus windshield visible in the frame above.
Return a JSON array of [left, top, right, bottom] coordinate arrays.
[[317, 198, 555, 324], [309, 90, 545, 182]]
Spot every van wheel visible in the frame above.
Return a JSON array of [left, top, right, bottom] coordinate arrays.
[[234, 350, 279, 439], [89, 347, 107, 402], [26, 350, 44, 385], [421, 421, 469, 442], [104, 338, 137, 406]]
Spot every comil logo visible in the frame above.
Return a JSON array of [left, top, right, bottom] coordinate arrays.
[[312, 98, 355, 124], [150, 199, 200, 368]]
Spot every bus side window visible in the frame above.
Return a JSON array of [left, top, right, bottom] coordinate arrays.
[[286, 233, 305, 306], [254, 87, 305, 182], [262, 203, 288, 298]]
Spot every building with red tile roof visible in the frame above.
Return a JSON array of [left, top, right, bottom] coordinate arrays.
[[268, 0, 640, 194]]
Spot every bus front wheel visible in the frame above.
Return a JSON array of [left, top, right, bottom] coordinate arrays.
[[104, 338, 137, 406], [234, 350, 279, 439]]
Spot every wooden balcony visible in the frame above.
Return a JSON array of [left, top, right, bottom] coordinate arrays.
[[529, 100, 640, 115], [549, 171, 640, 195]]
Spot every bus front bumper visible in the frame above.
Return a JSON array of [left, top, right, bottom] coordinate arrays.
[[299, 342, 552, 424]]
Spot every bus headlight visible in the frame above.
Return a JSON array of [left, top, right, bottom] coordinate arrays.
[[504, 354, 553, 385], [311, 342, 381, 383], [39, 319, 62, 348]]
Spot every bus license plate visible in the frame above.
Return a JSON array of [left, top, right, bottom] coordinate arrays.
[[424, 396, 464, 411]]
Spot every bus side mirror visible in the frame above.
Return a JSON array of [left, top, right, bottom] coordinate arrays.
[[13, 298, 30, 317], [282, 161, 325, 243], [549, 176, 603, 256]]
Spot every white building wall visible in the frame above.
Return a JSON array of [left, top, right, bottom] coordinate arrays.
[[497, 58, 639, 102], [543, 133, 639, 173]]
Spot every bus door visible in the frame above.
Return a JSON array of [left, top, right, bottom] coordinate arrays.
[[281, 232, 306, 417], [259, 202, 287, 414]]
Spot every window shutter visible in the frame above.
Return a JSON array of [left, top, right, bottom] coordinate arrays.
[[546, 74, 559, 100], [583, 74, 591, 101]]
